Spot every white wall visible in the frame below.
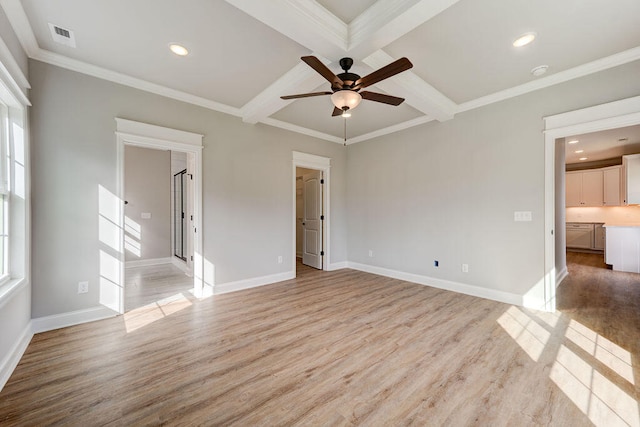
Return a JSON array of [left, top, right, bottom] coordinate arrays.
[[124, 145, 171, 262], [29, 59, 348, 318], [346, 60, 640, 301]]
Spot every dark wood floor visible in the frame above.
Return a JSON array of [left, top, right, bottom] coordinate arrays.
[[0, 257, 638, 425]]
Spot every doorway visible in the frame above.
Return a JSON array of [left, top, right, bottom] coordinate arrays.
[[116, 118, 204, 314], [296, 167, 324, 270], [292, 151, 331, 276], [543, 95, 640, 311], [123, 146, 194, 311]]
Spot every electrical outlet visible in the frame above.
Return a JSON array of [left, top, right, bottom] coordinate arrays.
[[277, 256, 283, 264], [78, 281, 89, 294], [462, 264, 469, 273], [368, 250, 373, 257], [434, 260, 439, 267]]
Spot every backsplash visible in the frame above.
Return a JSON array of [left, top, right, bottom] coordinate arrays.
[[566, 206, 640, 223]]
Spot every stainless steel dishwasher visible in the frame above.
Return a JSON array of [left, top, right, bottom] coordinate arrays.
[[566, 223, 594, 249]]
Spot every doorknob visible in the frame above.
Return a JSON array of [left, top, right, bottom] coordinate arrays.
[[302, 222, 305, 225]]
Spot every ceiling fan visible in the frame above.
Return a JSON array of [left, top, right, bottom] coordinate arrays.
[[281, 56, 413, 117]]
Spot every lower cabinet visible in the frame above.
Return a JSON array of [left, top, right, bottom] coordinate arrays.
[[566, 222, 605, 252]]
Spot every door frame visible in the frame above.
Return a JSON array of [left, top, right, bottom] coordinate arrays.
[[543, 95, 640, 311], [115, 118, 204, 314], [292, 151, 330, 274]]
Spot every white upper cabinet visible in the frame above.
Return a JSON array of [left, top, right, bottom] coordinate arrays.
[[566, 169, 603, 207], [624, 154, 640, 205], [603, 165, 622, 206]]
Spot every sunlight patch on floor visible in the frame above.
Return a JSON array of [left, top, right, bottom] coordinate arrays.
[[550, 345, 639, 427], [565, 319, 634, 385], [123, 293, 192, 333], [496, 306, 550, 362]]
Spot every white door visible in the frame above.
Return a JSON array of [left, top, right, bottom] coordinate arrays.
[[302, 170, 323, 269]]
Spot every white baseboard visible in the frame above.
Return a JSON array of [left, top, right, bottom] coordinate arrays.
[[347, 262, 522, 306], [31, 306, 118, 334], [556, 266, 569, 287], [0, 322, 33, 392], [328, 261, 348, 271], [214, 271, 295, 295], [125, 257, 172, 268]]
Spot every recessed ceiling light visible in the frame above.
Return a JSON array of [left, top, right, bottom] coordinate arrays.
[[575, 150, 584, 153], [568, 140, 579, 144], [513, 32, 536, 47], [531, 65, 548, 77], [169, 44, 189, 56], [579, 157, 588, 161]]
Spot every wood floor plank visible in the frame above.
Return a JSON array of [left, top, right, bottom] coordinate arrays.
[[1, 258, 638, 426]]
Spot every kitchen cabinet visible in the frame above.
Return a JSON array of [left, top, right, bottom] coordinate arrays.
[[603, 165, 623, 206], [594, 223, 605, 250], [624, 154, 640, 205], [566, 223, 594, 249], [566, 170, 603, 207], [566, 222, 605, 251]]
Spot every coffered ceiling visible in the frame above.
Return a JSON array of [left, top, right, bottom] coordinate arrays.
[[2, 0, 640, 144]]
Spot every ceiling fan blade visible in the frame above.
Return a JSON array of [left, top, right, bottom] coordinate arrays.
[[281, 91, 333, 100], [332, 107, 342, 116], [354, 57, 413, 89], [301, 56, 344, 87], [360, 91, 405, 106]]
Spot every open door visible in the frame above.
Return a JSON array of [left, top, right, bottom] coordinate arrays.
[[302, 170, 323, 269]]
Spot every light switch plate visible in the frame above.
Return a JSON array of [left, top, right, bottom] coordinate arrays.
[[514, 211, 532, 222], [141, 212, 152, 219]]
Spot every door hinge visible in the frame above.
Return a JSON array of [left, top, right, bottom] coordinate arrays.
[[189, 174, 193, 180], [190, 215, 193, 221], [320, 215, 324, 220], [190, 255, 193, 261], [320, 251, 324, 256], [320, 179, 324, 184], [181, 212, 185, 219]]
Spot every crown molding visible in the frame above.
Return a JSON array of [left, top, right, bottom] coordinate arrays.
[[457, 46, 640, 114], [0, 36, 29, 91], [0, 0, 39, 57], [347, 116, 434, 145], [260, 117, 343, 144], [32, 48, 243, 118]]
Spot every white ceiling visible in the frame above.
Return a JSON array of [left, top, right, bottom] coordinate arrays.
[[3, 0, 640, 144], [564, 124, 640, 165]]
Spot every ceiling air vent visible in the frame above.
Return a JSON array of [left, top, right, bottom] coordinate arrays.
[[48, 23, 76, 48]]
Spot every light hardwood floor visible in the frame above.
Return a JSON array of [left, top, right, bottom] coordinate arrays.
[[125, 262, 193, 312], [1, 258, 638, 425]]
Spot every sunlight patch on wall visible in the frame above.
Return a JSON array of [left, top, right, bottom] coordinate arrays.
[[98, 185, 124, 313], [123, 292, 193, 333], [496, 306, 550, 361]]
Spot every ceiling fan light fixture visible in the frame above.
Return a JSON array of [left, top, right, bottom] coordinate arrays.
[[331, 90, 362, 111], [341, 109, 351, 118]]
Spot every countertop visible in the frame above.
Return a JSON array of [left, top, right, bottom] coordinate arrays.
[[603, 223, 640, 228]]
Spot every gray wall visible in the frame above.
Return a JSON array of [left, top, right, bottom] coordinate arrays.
[[29, 59, 348, 318], [124, 146, 171, 262], [347, 60, 640, 298]]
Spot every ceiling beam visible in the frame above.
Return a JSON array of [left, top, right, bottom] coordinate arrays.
[[241, 59, 326, 124], [362, 50, 456, 122], [348, 0, 462, 57], [224, 0, 347, 59]]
